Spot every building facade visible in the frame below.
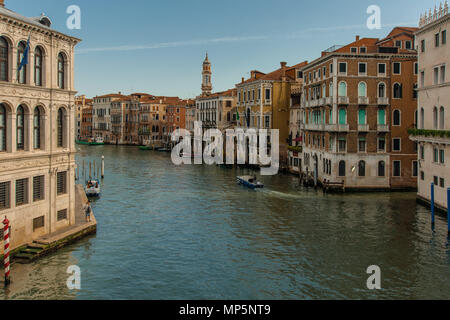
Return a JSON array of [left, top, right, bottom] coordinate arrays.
[[92, 93, 124, 143], [413, 3, 449, 210], [81, 104, 93, 141], [0, 1, 80, 253], [299, 28, 418, 190], [75, 95, 91, 141]]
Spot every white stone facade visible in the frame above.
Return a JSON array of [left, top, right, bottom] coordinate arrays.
[[0, 5, 80, 253]]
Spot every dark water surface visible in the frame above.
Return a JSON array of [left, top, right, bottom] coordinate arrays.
[[2, 145, 450, 300]]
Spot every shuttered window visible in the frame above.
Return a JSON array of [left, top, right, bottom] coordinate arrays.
[[0, 181, 10, 210], [33, 216, 44, 231], [57, 171, 67, 195], [16, 178, 28, 206], [33, 175, 45, 201], [57, 209, 68, 221]]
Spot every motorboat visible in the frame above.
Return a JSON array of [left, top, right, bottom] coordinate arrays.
[[237, 176, 264, 189], [85, 179, 101, 197]]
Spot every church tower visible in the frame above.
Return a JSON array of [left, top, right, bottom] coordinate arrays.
[[201, 52, 212, 96]]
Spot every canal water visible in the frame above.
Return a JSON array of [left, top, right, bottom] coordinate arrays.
[[2, 145, 450, 299]]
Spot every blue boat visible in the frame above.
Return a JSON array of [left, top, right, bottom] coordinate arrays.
[[237, 176, 264, 189]]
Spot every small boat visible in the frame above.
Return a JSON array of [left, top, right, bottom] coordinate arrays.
[[157, 148, 171, 152], [139, 145, 153, 151], [85, 179, 101, 197], [237, 176, 264, 189]]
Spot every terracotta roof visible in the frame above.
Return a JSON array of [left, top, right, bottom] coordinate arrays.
[[197, 88, 236, 99], [237, 62, 303, 86], [93, 93, 127, 99]]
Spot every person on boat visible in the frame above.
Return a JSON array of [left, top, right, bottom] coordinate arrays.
[[85, 202, 92, 222], [95, 182, 99, 188]]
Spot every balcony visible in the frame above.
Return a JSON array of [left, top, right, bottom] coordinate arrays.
[[325, 124, 349, 132], [358, 124, 370, 132], [304, 123, 324, 131], [377, 124, 389, 132], [310, 99, 319, 107], [319, 98, 326, 106], [377, 97, 389, 105], [337, 96, 349, 105], [325, 97, 333, 105], [358, 97, 369, 105]]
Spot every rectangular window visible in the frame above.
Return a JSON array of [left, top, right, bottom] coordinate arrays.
[[330, 64, 333, 74], [413, 161, 418, 177], [377, 138, 386, 153], [338, 138, 346, 152], [393, 138, 401, 151], [435, 33, 440, 47], [339, 62, 347, 74], [358, 138, 366, 153], [393, 62, 401, 75], [420, 145, 424, 160], [440, 149, 445, 164], [434, 67, 439, 85], [358, 63, 367, 75], [420, 171, 425, 180], [351, 47, 357, 53], [434, 176, 439, 185], [57, 209, 68, 221], [360, 47, 367, 53], [33, 175, 44, 202], [440, 178, 445, 188], [0, 181, 10, 211], [421, 39, 426, 52], [57, 171, 67, 195], [395, 40, 402, 48], [440, 66, 446, 84], [405, 40, 412, 49], [265, 89, 270, 100], [433, 148, 439, 163], [421, 71, 425, 87], [442, 30, 447, 45], [265, 116, 270, 128], [378, 63, 386, 75], [414, 63, 418, 75], [16, 178, 28, 206], [33, 216, 44, 231], [393, 161, 401, 177]]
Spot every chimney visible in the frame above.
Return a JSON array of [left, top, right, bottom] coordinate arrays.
[[0, 1, 4, 7], [251, 70, 256, 79], [280, 61, 287, 80], [355, 35, 360, 41], [241, 77, 245, 83]]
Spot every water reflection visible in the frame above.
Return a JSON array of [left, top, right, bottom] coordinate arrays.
[[1, 145, 449, 300]]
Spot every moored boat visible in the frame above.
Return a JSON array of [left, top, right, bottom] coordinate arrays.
[[139, 145, 153, 151], [237, 176, 264, 189], [85, 179, 101, 197]]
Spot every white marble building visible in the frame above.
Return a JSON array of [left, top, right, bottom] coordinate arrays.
[[0, 2, 81, 252]]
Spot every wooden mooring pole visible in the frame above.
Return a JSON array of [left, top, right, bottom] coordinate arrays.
[[3, 217, 11, 287]]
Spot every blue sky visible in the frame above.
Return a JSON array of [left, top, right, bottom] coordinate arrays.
[[8, 0, 437, 98]]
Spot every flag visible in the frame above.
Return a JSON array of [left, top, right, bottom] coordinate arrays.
[[18, 33, 31, 72]]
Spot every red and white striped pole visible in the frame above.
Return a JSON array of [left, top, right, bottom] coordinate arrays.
[[3, 216, 10, 287]]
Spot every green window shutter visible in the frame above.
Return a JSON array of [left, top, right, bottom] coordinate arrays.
[[378, 109, 385, 125], [339, 109, 346, 125], [358, 109, 366, 124]]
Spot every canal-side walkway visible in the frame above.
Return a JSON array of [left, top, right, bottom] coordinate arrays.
[[2, 185, 97, 265]]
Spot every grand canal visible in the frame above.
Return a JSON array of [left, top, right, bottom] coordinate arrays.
[[2, 145, 450, 299]]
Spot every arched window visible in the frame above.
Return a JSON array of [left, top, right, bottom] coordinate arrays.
[[33, 107, 41, 149], [0, 104, 6, 151], [439, 107, 444, 129], [378, 161, 385, 177], [358, 109, 366, 124], [338, 82, 347, 97], [393, 83, 402, 98], [339, 160, 346, 177], [16, 105, 24, 150], [17, 42, 27, 84], [358, 160, 366, 177], [378, 108, 386, 125], [378, 83, 385, 97], [433, 107, 438, 129], [322, 84, 326, 98], [420, 108, 425, 129], [0, 37, 9, 82], [35, 47, 43, 86], [58, 53, 65, 89], [329, 82, 333, 97], [358, 82, 367, 97], [393, 110, 401, 126], [57, 108, 64, 147], [246, 108, 251, 127]]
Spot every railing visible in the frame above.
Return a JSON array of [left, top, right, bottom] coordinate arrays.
[[305, 123, 324, 131], [358, 97, 369, 105], [325, 97, 333, 105], [358, 124, 370, 132], [377, 97, 389, 105], [377, 124, 389, 132], [325, 124, 349, 132], [337, 96, 349, 105]]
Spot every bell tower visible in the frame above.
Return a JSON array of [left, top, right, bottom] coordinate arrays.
[[201, 52, 212, 96]]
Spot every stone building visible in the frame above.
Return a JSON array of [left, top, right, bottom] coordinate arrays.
[[196, 89, 237, 131], [80, 104, 93, 141], [299, 27, 418, 190], [92, 93, 124, 143], [235, 62, 303, 164], [75, 95, 91, 140], [412, 2, 449, 210], [0, 1, 81, 252]]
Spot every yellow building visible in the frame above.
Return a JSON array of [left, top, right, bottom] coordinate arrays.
[[235, 62, 306, 163]]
